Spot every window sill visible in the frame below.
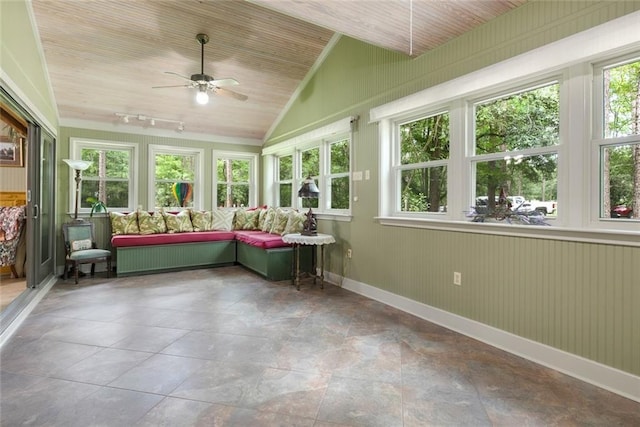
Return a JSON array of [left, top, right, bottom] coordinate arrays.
[[376, 216, 640, 248], [315, 212, 352, 222]]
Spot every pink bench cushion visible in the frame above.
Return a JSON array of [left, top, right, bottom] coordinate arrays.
[[233, 230, 290, 249], [111, 231, 235, 248]]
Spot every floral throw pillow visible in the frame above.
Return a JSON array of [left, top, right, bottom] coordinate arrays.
[[162, 210, 194, 233], [283, 210, 306, 235], [211, 209, 235, 231], [261, 207, 276, 232], [269, 208, 290, 235], [137, 210, 167, 235], [234, 208, 261, 230], [110, 211, 140, 235], [190, 210, 214, 232]]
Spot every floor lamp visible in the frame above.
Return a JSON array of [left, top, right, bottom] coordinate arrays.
[[63, 159, 92, 222]]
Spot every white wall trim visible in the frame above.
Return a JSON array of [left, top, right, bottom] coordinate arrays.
[[262, 116, 355, 156], [61, 118, 263, 146], [323, 271, 640, 403]]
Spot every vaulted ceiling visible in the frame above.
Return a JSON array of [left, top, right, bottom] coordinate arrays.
[[31, 0, 526, 144]]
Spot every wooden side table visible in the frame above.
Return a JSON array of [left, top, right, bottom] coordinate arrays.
[[282, 233, 336, 290]]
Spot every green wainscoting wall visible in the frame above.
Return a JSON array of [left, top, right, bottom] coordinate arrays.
[[266, 0, 640, 378]]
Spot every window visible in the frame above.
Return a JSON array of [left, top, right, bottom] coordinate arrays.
[[472, 83, 559, 216], [149, 145, 202, 209], [69, 138, 137, 212], [596, 57, 640, 220], [327, 138, 350, 210], [213, 151, 258, 208], [371, 15, 639, 243], [263, 117, 354, 218], [276, 155, 293, 207], [300, 146, 320, 209], [397, 112, 449, 213]]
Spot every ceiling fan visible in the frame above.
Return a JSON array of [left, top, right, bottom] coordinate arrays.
[[152, 33, 248, 104]]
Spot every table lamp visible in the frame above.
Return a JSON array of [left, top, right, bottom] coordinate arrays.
[[298, 175, 320, 235]]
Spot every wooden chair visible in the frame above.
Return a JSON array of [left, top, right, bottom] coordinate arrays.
[[62, 222, 111, 284]]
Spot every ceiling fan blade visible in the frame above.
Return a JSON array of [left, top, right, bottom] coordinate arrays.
[[214, 87, 248, 101], [151, 84, 191, 89], [164, 71, 192, 81], [210, 78, 239, 87]]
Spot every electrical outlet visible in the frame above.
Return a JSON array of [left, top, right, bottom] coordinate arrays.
[[347, 249, 352, 258], [453, 272, 462, 286]]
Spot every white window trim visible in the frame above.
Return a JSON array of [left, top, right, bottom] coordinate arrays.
[[148, 144, 204, 210], [69, 137, 138, 214], [370, 12, 640, 247], [212, 150, 259, 208], [392, 108, 451, 216], [263, 116, 355, 219]]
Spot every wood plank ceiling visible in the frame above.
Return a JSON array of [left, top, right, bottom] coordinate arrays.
[[30, 0, 526, 143]]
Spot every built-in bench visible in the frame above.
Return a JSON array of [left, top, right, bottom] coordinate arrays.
[[110, 222, 312, 280]]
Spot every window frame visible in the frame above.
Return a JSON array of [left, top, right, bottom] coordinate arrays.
[[68, 138, 138, 214], [148, 144, 204, 210], [393, 109, 451, 216], [591, 54, 640, 229], [275, 154, 294, 208], [468, 80, 561, 224], [370, 15, 640, 246], [212, 150, 259, 208], [263, 117, 354, 220]]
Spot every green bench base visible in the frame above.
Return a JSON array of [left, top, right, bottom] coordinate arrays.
[[115, 240, 236, 277], [236, 241, 313, 281], [114, 239, 313, 281]]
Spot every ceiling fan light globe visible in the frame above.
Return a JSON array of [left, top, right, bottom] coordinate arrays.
[[196, 90, 209, 105]]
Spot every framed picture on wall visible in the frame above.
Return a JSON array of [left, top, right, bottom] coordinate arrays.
[[0, 136, 24, 167]]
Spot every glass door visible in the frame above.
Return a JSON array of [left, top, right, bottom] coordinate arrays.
[[26, 124, 56, 287]]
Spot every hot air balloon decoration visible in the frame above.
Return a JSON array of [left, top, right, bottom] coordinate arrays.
[[171, 182, 193, 207]]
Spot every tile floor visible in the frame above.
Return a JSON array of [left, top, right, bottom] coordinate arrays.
[[1, 266, 639, 426]]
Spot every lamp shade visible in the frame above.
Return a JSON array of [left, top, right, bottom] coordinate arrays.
[[63, 159, 92, 171], [298, 176, 320, 198]]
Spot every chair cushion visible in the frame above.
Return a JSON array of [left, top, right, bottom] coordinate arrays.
[[69, 249, 111, 260], [111, 231, 236, 247], [234, 230, 290, 249]]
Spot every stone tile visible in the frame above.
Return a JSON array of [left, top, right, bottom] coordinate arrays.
[[110, 325, 189, 352], [241, 368, 331, 419], [108, 353, 206, 395], [317, 376, 403, 427], [0, 336, 101, 376], [51, 347, 152, 385], [330, 333, 403, 384], [0, 375, 101, 426], [171, 360, 265, 405], [160, 330, 279, 365], [56, 386, 163, 427]]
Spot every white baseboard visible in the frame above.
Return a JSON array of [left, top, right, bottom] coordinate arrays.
[[323, 271, 640, 403]]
